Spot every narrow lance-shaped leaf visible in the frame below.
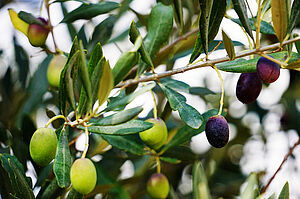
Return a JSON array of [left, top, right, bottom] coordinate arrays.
[[138, 3, 173, 75], [18, 11, 44, 25], [287, 0, 300, 34], [199, 0, 214, 55], [98, 60, 114, 106], [271, 0, 289, 43], [222, 29, 236, 60], [53, 126, 72, 188], [240, 173, 258, 199], [8, 9, 29, 36], [231, 18, 275, 35], [91, 15, 117, 46], [61, 2, 120, 23], [129, 21, 154, 69], [232, 0, 254, 40], [192, 161, 211, 199], [173, 0, 184, 34], [278, 182, 289, 199]]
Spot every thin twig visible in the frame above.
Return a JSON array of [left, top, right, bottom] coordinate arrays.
[[45, 1, 58, 52], [116, 36, 300, 88], [260, 137, 300, 194]]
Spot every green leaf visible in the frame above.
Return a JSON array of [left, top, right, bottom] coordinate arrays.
[[268, 193, 275, 199], [53, 127, 72, 188], [190, 0, 226, 63], [159, 77, 190, 93], [231, 18, 275, 35], [18, 11, 44, 25], [112, 51, 139, 85], [160, 156, 181, 164], [287, 0, 300, 34], [0, 153, 35, 199], [80, 120, 153, 135], [271, 0, 289, 43], [129, 21, 154, 69], [14, 38, 29, 88], [101, 134, 147, 155], [106, 82, 155, 111], [189, 87, 216, 95], [138, 3, 173, 75], [159, 84, 203, 129], [222, 29, 236, 60], [296, 39, 300, 54], [91, 106, 143, 126], [98, 60, 114, 106], [278, 182, 289, 199], [60, 3, 77, 40], [199, 0, 214, 55], [61, 2, 120, 23], [232, 0, 254, 39], [192, 161, 211, 199], [66, 188, 83, 199], [77, 25, 88, 49], [38, 177, 63, 199], [91, 15, 117, 46], [286, 59, 300, 71], [240, 173, 258, 199], [173, 0, 184, 34]]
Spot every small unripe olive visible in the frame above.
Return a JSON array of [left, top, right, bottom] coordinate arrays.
[[139, 118, 168, 150], [257, 56, 280, 83], [29, 127, 58, 166], [236, 72, 262, 104], [70, 158, 97, 195], [205, 115, 229, 148], [47, 55, 67, 87], [147, 173, 169, 199], [27, 18, 49, 47]]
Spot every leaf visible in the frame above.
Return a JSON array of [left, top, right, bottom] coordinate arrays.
[[37, 177, 63, 199], [91, 106, 143, 126], [278, 182, 289, 199], [91, 15, 117, 46], [60, 3, 77, 40], [53, 126, 72, 188], [189, 87, 216, 95], [66, 188, 83, 199], [77, 25, 88, 49], [161, 109, 223, 152], [18, 11, 44, 25], [138, 3, 173, 75], [61, 2, 119, 23], [79, 41, 92, 109], [231, 18, 275, 35], [98, 60, 114, 106], [296, 39, 300, 54], [287, 0, 300, 34], [159, 84, 203, 129], [112, 51, 139, 85], [106, 82, 155, 111], [14, 38, 29, 88], [160, 156, 181, 164], [286, 59, 300, 71], [199, 0, 214, 55], [240, 173, 258, 199], [232, 0, 254, 39], [222, 29, 236, 60], [192, 161, 211, 199], [173, 0, 184, 34], [190, 0, 227, 63], [79, 119, 153, 135], [0, 154, 35, 199], [159, 77, 190, 93], [271, 0, 289, 43], [8, 9, 29, 36], [129, 21, 154, 69], [101, 134, 146, 155]]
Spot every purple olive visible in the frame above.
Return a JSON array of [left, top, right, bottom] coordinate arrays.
[[257, 56, 280, 83], [236, 73, 262, 104], [205, 115, 229, 148]]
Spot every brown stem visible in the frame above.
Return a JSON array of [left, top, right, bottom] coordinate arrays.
[[45, 1, 58, 52], [260, 137, 300, 194], [116, 36, 300, 88]]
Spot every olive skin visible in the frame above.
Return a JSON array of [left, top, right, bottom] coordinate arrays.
[[27, 18, 49, 47], [47, 55, 67, 87], [139, 118, 168, 150], [147, 173, 169, 199], [29, 128, 58, 166], [257, 56, 280, 83], [205, 115, 229, 148], [70, 158, 97, 194], [236, 73, 262, 104]]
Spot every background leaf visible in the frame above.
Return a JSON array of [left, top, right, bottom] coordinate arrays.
[[222, 29, 236, 60], [192, 161, 211, 199], [8, 9, 29, 36], [287, 0, 300, 34], [91, 15, 117, 46], [278, 182, 289, 199], [271, 0, 289, 42], [98, 60, 114, 106], [199, 0, 214, 55]]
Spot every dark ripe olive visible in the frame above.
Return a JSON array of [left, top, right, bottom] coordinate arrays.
[[257, 56, 280, 83], [205, 115, 229, 148], [236, 73, 262, 104]]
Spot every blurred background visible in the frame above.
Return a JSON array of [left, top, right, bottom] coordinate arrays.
[[1, 0, 300, 198]]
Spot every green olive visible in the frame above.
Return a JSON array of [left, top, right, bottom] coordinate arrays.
[[147, 173, 169, 199], [27, 18, 49, 47], [139, 118, 168, 150], [29, 128, 58, 166], [47, 55, 67, 87], [70, 158, 97, 194]]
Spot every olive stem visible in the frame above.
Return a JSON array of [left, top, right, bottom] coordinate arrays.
[[156, 156, 161, 173], [259, 52, 288, 67], [45, 115, 66, 128], [150, 90, 158, 119], [115, 36, 300, 88], [45, 0, 58, 52], [256, 0, 262, 49], [260, 137, 300, 194], [212, 65, 224, 116], [81, 124, 90, 158]]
